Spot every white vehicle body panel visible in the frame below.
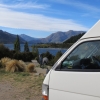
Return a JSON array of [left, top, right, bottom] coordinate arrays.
[[42, 20, 100, 100], [81, 20, 100, 39], [49, 70, 100, 100], [49, 89, 100, 100]]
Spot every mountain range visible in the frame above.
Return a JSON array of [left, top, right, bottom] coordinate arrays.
[[20, 30, 85, 43], [0, 30, 25, 43], [0, 30, 85, 44]]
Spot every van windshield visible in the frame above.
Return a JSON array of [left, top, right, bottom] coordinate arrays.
[[62, 41, 100, 69]]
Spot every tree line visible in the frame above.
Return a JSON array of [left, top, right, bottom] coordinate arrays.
[[0, 35, 63, 66]]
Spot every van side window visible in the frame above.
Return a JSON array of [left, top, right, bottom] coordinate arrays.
[[61, 41, 100, 69]]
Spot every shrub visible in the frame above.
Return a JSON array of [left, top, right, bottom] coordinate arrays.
[[26, 63, 35, 72], [0, 44, 11, 59], [13, 52, 34, 62], [48, 59, 55, 66], [42, 51, 54, 60], [1, 57, 11, 68], [18, 60, 27, 72], [19, 60, 27, 68], [54, 51, 62, 63], [5, 60, 18, 72], [5, 60, 25, 72], [0, 60, 2, 68]]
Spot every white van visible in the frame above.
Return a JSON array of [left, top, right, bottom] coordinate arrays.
[[42, 20, 100, 100]]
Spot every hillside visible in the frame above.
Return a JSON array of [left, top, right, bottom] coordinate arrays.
[[63, 32, 85, 43], [28, 30, 85, 43], [35, 33, 86, 49], [0, 30, 25, 44], [0, 29, 85, 44], [43, 30, 85, 43], [20, 34, 38, 42]]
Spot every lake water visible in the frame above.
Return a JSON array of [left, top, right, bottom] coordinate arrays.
[[4, 44, 67, 55]]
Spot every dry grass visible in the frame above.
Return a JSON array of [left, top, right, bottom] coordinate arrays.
[[0, 58, 32, 73], [1, 57, 11, 68], [27, 63, 35, 72], [5, 60, 25, 72], [19, 60, 27, 68]]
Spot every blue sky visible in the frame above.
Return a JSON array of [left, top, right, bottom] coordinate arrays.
[[0, 0, 99, 38]]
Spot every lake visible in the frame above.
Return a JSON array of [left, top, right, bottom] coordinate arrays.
[[4, 44, 67, 56]]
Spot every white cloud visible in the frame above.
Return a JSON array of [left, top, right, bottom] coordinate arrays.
[[0, 2, 49, 9], [0, 7, 88, 32]]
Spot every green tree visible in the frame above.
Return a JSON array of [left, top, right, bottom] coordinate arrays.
[[14, 35, 20, 52], [32, 45, 39, 59], [54, 51, 62, 62], [24, 42, 29, 52], [0, 44, 11, 59]]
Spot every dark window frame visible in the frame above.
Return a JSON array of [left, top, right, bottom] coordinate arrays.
[[55, 40, 100, 72]]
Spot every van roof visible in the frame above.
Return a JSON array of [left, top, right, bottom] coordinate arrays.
[[81, 20, 100, 39]]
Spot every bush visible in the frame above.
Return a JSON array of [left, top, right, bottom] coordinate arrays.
[[48, 59, 55, 66], [13, 52, 34, 62], [42, 51, 54, 60], [54, 51, 62, 63], [0, 44, 11, 59], [0, 60, 2, 68], [1, 57, 11, 68], [18, 60, 27, 68], [5, 60, 25, 72], [26, 63, 35, 72]]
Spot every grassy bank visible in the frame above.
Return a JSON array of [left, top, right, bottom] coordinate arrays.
[[34, 43, 73, 48]]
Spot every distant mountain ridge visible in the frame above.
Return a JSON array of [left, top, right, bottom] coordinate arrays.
[[28, 30, 85, 43], [0, 30, 25, 43], [0, 30, 85, 44], [63, 33, 85, 43], [20, 34, 38, 42]]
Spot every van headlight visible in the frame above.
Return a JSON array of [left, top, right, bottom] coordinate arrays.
[[42, 84, 49, 100]]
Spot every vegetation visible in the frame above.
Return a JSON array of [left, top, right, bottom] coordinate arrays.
[[0, 44, 12, 59], [0, 57, 36, 73], [54, 51, 63, 63], [24, 41, 30, 52], [63, 33, 85, 43], [40, 51, 63, 66], [41, 51, 54, 61], [32, 45, 39, 60], [34, 33, 85, 49], [0, 33, 85, 68], [13, 52, 34, 62], [0, 32, 86, 100], [14, 35, 20, 52], [0, 36, 38, 72], [26, 63, 35, 72]]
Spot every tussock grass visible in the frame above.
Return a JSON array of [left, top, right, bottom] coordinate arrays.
[[5, 60, 25, 72], [0, 58, 37, 74], [19, 60, 27, 68], [1, 57, 11, 68], [27, 63, 35, 72]]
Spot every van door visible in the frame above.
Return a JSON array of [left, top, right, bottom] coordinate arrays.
[[49, 40, 100, 100]]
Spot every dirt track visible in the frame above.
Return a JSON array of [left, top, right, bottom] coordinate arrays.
[[0, 60, 49, 100], [0, 72, 43, 100], [0, 81, 42, 100]]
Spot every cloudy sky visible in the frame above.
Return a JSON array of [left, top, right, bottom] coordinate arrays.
[[0, 0, 99, 38]]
